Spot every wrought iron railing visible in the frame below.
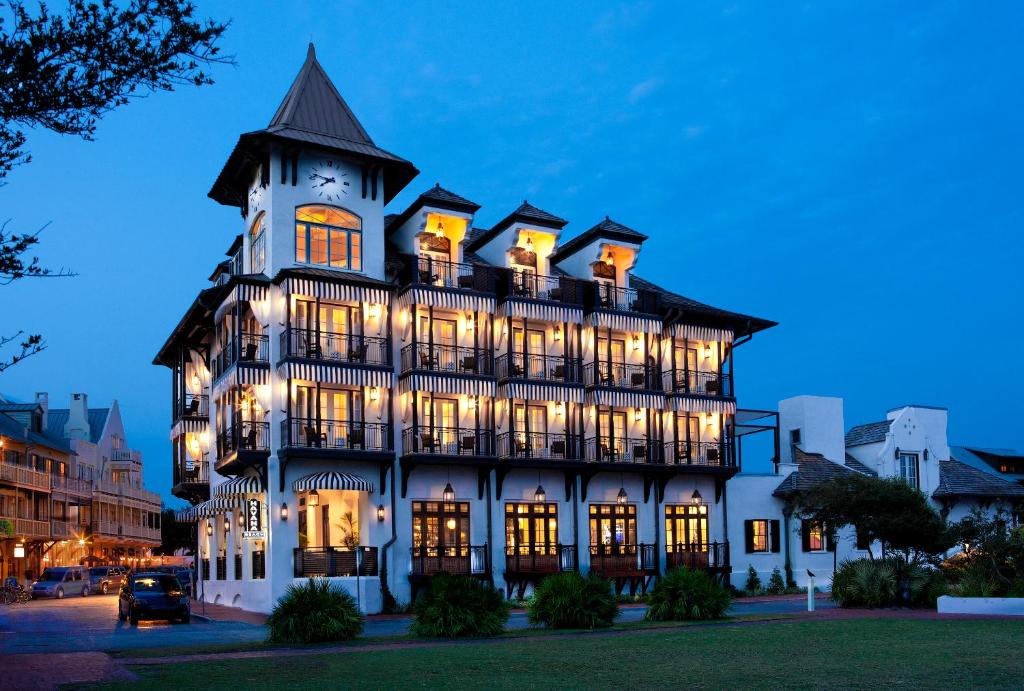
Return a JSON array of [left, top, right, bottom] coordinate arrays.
[[495, 353, 582, 383], [217, 422, 270, 458], [592, 284, 658, 313], [584, 361, 662, 391], [293, 547, 379, 577], [663, 369, 732, 397], [663, 440, 734, 467], [410, 256, 496, 293], [504, 544, 577, 574], [505, 270, 583, 304], [280, 328, 391, 366], [589, 543, 657, 574], [281, 418, 392, 452], [410, 544, 489, 576], [584, 437, 664, 464], [176, 393, 209, 420], [665, 542, 730, 571], [213, 333, 269, 378], [174, 461, 210, 487], [402, 427, 496, 456], [400, 343, 493, 376], [497, 432, 583, 460]]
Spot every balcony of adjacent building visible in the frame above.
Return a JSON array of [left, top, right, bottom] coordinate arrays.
[[497, 269, 585, 307], [663, 369, 733, 399], [172, 449, 211, 504], [495, 353, 583, 386], [50, 474, 93, 499], [173, 393, 210, 423], [92, 478, 162, 507], [280, 417, 393, 459], [497, 431, 587, 462], [0, 460, 51, 493], [588, 282, 659, 316], [91, 519, 161, 544], [401, 426, 496, 460]]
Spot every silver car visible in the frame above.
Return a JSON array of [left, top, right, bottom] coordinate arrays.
[[31, 566, 91, 599], [88, 566, 127, 595]]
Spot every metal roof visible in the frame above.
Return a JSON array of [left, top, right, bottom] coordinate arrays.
[[0, 411, 73, 453], [46, 408, 110, 445], [548, 217, 648, 265], [465, 201, 568, 252]]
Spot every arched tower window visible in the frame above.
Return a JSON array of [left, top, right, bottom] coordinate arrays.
[[249, 212, 266, 274], [294, 205, 362, 271]]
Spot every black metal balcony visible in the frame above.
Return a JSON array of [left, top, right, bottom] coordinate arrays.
[[496, 353, 582, 384], [216, 421, 270, 458], [589, 543, 657, 576], [175, 393, 208, 421], [497, 431, 583, 460], [584, 437, 665, 464], [402, 426, 496, 457], [280, 328, 391, 367], [281, 418, 393, 453], [665, 542, 730, 572], [213, 332, 269, 378], [500, 270, 584, 305], [589, 283, 659, 314], [663, 440, 735, 468], [583, 362, 662, 391], [410, 544, 489, 576], [663, 369, 733, 397], [400, 343, 493, 376], [293, 547, 379, 577], [505, 545, 577, 574], [401, 255, 496, 293]]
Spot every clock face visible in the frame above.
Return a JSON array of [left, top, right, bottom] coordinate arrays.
[[308, 159, 351, 202], [248, 184, 263, 214]]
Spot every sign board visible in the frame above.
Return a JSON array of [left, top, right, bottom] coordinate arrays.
[[13, 544, 25, 558], [243, 498, 264, 540]]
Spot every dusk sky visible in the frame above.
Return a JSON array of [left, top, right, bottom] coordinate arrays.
[[1, 1, 1020, 507]]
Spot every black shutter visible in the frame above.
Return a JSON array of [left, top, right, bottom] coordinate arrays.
[[770, 520, 781, 553], [801, 520, 811, 552], [827, 529, 837, 552], [744, 520, 755, 553]]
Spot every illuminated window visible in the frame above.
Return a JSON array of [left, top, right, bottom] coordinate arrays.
[[294, 205, 362, 270], [249, 212, 266, 274], [665, 504, 709, 552], [803, 520, 825, 552], [745, 519, 778, 553], [504, 503, 558, 557]]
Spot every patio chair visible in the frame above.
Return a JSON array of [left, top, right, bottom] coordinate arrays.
[[419, 350, 438, 369], [245, 426, 258, 449], [304, 425, 322, 448], [461, 355, 477, 372], [348, 428, 365, 449], [419, 432, 436, 453], [600, 443, 618, 463], [633, 445, 647, 463], [460, 436, 476, 454], [550, 440, 566, 457], [707, 447, 720, 463], [551, 364, 566, 380], [705, 378, 720, 395], [185, 397, 200, 416], [630, 371, 646, 388], [242, 342, 258, 361], [349, 343, 368, 362], [458, 272, 475, 289]]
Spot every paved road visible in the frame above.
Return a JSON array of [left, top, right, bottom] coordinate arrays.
[[0, 593, 834, 654]]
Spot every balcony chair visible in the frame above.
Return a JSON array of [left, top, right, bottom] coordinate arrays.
[[704, 378, 721, 395], [304, 339, 322, 359], [245, 426, 258, 450], [242, 342, 258, 361], [419, 350, 439, 370], [457, 272, 475, 289], [550, 440, 566, 458], [548, 286, 562, 301], [461, 355, 477, 372], [460, 436, 477, 454], [348, 343, 369, 362], [510, 361, 524, 377], [304, 425, 324, 448], [600, 368, 616, 386], [551, 364, 566, 380], [419, 268, 439, 284], [419, 432, 437, 453], [513, 437, 528, 456], [630, 371, 646, 388], [600, 443, 619, 463], [633, 444, 647, 463], [348, 428, 365, 449], [185, 398, 200, 416], [707, 447, 720, 463]]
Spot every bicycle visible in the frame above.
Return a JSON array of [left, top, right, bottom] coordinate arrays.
[[1, 582, 32, 604]]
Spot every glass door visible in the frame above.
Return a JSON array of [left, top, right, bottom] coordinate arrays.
[[598, 410, 627, 461], [597, 337, 626, 386]]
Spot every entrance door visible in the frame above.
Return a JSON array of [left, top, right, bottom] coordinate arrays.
[[598, 410, 627, 461], [588, 504, 637, 554], [505, 503, 558, 572], [411, 501, 471, 574], [665, 504, 710, 568], [597, 336, 626, 386], [319, 504, 330, 548]]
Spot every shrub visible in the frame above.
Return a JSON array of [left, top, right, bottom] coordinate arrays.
[[412, 573, 509, 638], [528, 572, 618, 629], [766, 567, 786, 595], [267, 578, 363, 644], [951, 564, 1000, 598], [831, 559, 898, 608], [646, 567, 731, 621], [744, 565, 762, 594]]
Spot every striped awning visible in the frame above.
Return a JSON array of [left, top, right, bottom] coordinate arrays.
[[215, 475, 264, 498], [170, 418, 208, 440], [278, 361, 393, 388], [281, 276, 390, 306], [397, 287, 495, 314], [214, 282, 269, 323], [293, 471, 374, 493], [669, 324, 734, 344], [586, 389, 665, 410], [498, 382, 584, 403], [398, 374, 496, 398], [175, 506, 196, 522], [212, 364, 269, 398], [585, 311, 663, 334], [177, 498, 237, 521], [498, 300, 584, 325], [669, 395, 737, 415]]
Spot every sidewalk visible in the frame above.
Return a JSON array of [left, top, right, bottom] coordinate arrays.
[[190, 599, 268, 625]]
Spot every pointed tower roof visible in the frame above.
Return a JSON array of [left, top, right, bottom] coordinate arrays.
[[209, 44, 418, 207]]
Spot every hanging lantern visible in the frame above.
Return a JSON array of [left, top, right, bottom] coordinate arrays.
[[307, 490, 319, 507], [534, 485, 546, 502], [434, 219, 444, 237], [280, 503, 289, 521], [206, 522, 213, 537], [691, 489, 703, 505], [617, 487, 628, 505], [442, 482, 455, 502]]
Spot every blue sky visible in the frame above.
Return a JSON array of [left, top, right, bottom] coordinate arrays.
[[2, 1, 1021, 505]]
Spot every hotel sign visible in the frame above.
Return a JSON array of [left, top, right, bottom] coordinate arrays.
[[242, 498, 265, 540]]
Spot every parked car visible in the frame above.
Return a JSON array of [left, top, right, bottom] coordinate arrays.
[[31, 566, 91, 599], [88, 566, 127, 595], [118, 572, 190, 625], [152, 565, 194, 593]]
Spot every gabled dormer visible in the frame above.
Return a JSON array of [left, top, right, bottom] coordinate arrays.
[[549, 217, 647, 289], [465, 201, 568, 277], [386, 184, 480, 266]]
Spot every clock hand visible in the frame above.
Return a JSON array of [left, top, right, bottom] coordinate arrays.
[[317, 177, 336, 187]]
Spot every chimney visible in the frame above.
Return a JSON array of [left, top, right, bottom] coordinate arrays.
[[65, 392, 91, 441], [34, 392, 48, 433]]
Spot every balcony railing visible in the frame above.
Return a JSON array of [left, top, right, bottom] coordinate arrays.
[[176, 394, 209, 420], [0, 463, 50, 491], [213, 332, 269, 378], [583, 362, 662, 391], [174, 461, 210, 486], [93, 479, 162, 506], [280, 328, 391, 367], [495, 353, 582, 384], [503, 270, 584, 304], [665, 542, 730, 571], [281, 418, 392, 453], [408, 256, 496, 293], [497, 432, 583, 460], [50, 475, 92, 496], [589, 543, 657, 575], [402, 427, 496, 457], [592, 284, 659, 314], [400, 343, 493, 376], [505, 545, 577, 574], [216, 556, 226, 580], [50, 520, 72, 539], [92, 520, 161, 542], [584, 437, 664, 464], [410, 544, 489, 576], [0, 516, 50, 539], [217, 422, 270, 458], [294, 547, 379, 577], [252, 550, 266, 580], [663, 370, 732, 397], [663, 440, 734, 467]]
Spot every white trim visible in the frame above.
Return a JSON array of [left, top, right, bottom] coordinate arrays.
[[669, 323, 734, 343], [585, 389, 665, 409], [498, 301, 584, 324], [668, 396, 737, 414], [498, 382, 584, 403]]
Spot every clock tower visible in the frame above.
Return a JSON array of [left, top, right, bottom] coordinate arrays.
[[208, 43, 418, 282]]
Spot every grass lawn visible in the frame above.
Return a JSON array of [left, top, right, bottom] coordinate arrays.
[[102, 618, 1024, 689]]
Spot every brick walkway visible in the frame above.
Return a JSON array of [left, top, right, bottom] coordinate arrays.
[[190, 598, 269, 625], [0, 652, 136, 690]]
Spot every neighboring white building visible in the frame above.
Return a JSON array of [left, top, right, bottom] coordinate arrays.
[[728, 396, 1024, 589], [157, 45, 778, 613]]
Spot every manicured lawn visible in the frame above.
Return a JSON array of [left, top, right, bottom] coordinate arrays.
[[107, 619, 1024, 689]]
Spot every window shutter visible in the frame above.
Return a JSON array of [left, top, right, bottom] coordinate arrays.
[[827, 529, 836, 552], [770, 520, 781, 553], [744, 520, 755, 553], [801, 520, 811, 552]]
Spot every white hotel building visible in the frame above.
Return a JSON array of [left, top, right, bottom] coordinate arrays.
[[156, 45, 780, 613]]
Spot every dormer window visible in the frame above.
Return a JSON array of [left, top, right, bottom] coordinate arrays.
[[249, 212, 266, 274], [294, 205, 362, 271]]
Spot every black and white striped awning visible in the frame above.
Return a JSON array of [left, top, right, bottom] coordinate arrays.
[[498, 382, 584, 403], [669, 395, 736, 414], [669, 324, 734, 344], [215, 475, 264, 498], [398, 374, 496, 398], [279, 361, 393, 388], [212, 365, 269, 399], [177, 497, 242, 521], [498, 301, 584, 325], [281, 276, 390, 306], [397, 287, 495, 314], [175, 506, 197, 522], [293, 471, 374, 493], [170, 418, 208, 440], [214, 283, 270, 323], [585, 311, 663, 334], [586, 389, 665, 410]]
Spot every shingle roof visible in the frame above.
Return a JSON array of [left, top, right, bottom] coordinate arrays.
[[0, 403, 38, 412], [47, 408, 110, 445], [419, 184, 479, 210], [548, 216, 648, 265], [629, 275, 777, 334], [465, 201, 568, 252], [0, 412, 72, 453], [385, 184, 480, 233], [844, 453, 877, 476], [845, 420, 890, 447], [774, 448, 865, 497], [933, 458, 1024, 500]]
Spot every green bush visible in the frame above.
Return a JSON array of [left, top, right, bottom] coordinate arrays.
[[412, 573, 509, 638], [266, 578, 363, 644], [646, 567, 731, 621], [744, 565, 762, 594], [528, 572, 618, 629], [951, 564, 1000, 598], [832, 559, 897, 608], [766, 567, 786, 595]]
